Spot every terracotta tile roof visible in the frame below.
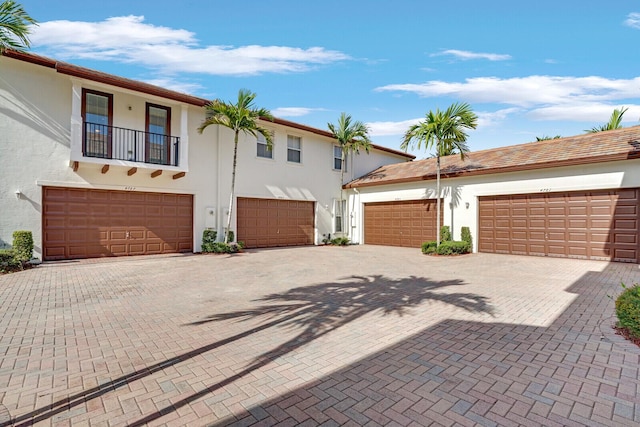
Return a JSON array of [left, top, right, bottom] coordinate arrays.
[[3, 50, 415, 160], [345, 126, 640, 188]]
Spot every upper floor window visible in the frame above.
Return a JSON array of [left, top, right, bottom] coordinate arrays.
[[333, 145, 346, 171], [82, 89, 113, 158], [146, 103, 171, 165], [287, 135, 301, 163], [257, 132, 273, 159]]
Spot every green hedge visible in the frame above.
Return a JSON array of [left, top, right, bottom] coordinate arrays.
[[201, 228, 218, 252], [440, 226, 452, 242], [13, 230, 33, 265], [616, 284, 640, 338], [202, 241, 244, 254], [461, 226, 472, 248], [421, 241, 437, 254], [436, 240, 471, 255], [422, 239, 470, 255], [0, 249, 19, 272]]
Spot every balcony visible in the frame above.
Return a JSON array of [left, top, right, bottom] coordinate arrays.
[[83, 122, 180, 167]]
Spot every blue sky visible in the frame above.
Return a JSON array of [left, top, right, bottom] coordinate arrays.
[[18, 0, 640, 158]]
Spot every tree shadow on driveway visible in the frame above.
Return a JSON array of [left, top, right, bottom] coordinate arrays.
[[3, 275, 494, 427], [129, 274, 494, 425]]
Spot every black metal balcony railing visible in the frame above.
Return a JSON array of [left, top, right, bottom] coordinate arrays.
[[83, 122, 180, 167]]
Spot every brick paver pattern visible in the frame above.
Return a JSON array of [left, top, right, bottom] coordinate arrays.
[[1, 246, 639, 426]]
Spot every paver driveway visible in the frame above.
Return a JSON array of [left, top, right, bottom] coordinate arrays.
[[1, 246, 640, 426]]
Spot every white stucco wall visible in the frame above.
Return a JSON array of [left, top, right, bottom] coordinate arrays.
[[348, 160, 640, 252], [1, 55, 409, 257], [0, 55, 217, 258]]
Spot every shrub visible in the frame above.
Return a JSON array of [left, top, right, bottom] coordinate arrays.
[[226, 230, 235, 243], [330, 237, 350, 246], [436, 240, 471, 256], [201, 228, 218, 252], [203, 228, 217, 244], [440, 226, 452, 242], [461, 226, 472, 248], [205, 242, 243, 254], [12, 230, 33, 267], [421, 241, 437, 254], [615, 283, 640, 338], [0, 249, 19, 273]]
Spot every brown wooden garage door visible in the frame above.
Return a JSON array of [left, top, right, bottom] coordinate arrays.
[[237, 198, 314, 248], [364, 199, 443, 247], [479, 189, 639, 262], [43, 187, 193, 260]]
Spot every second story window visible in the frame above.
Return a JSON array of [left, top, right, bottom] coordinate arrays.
[[333, 145, 346, 171], [146, 103, 171, 165], [287, 135, 301, 163], [82, 89, 113, 158], [257, 132, 273, 159]]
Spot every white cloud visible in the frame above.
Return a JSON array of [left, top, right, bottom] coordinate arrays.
[[477, 108, 521, 127], [271, 107, 326, 117], [30, 15, 350, 76], [365, 109, 521, 137], [625, 12, 640, 29], [376, 75, 640, 109], [366, 118, 421, 136], [142, 78, 203, 95], [433, 49, 511, 61], [528, 103, 640, 122]]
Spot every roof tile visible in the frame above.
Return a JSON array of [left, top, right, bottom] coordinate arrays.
[[346, 126, 640, 188]]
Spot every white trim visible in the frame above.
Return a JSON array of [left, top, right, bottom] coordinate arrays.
[[36, 180, 195, 195]]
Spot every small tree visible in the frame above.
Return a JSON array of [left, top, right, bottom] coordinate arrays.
[[0, 1, 37, 53], [198, 90, 273, 243], [401, 103, 477, 247], [327, 113, 372, 235]]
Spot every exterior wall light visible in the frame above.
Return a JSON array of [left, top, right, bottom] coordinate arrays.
[[15, 190, 22, 199]]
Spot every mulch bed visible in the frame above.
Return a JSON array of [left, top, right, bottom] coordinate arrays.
[[613, 325, 640, 348]]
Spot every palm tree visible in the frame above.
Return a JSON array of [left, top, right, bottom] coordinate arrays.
[[401, 102, 477, 247], [198, 89, 273, 243], [586, 107, 628, 133], [327, 113, 372, 235], [0, 1, 37, 53]]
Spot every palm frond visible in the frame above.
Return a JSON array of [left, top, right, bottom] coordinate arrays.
[[0, 0, 38, 53], [586, 107, 628, 133], [401, 102, 477, 159]]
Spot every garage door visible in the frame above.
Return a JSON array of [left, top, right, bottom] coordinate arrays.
[[364, 199, 443, 247], [479, 189, 639, 262], [237, 198, 314, 248], [43, 187, 193, 260]]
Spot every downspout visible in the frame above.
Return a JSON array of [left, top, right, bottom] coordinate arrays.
[[216, 124, 221, 240], [351, 188, 360, 244]]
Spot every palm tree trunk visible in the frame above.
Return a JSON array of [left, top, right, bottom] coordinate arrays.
[[340, 150, 345, 236], [436, 153, 441, 247], [225, 131, 240, 244]]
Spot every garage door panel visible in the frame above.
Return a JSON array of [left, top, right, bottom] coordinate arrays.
[[615, 233, 637, 244], [237, 198, 314, 249], [615, 219, 637, 229], [364, 200, 442, 248], [43, 187, 193, 260], [590, 205, 612, 216], [615, 205, 637, 215], [479, 189, 639, 262], [590, 219, 612, 229]]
